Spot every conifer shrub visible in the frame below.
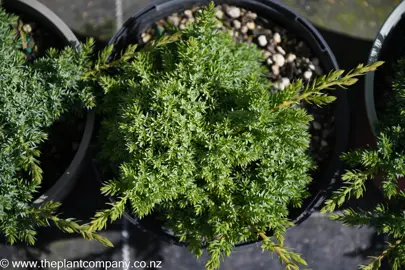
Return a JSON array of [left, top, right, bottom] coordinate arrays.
[[87, 3, 381, 269], [322, 57, 405, 270], [0, 7, 111, 246]]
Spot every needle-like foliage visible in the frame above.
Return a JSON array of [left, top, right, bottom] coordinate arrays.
[[321, 58, 405, 269], [0, 7, 111, 246], [86, 3, 381, 269]]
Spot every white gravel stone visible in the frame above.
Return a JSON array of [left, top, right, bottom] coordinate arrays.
[[23, 24, 32, 33], [287, 53, 296, 62], [304, 70, 313, 80], [246, 21, 255, 30], [216, 9, 224, 19], [266, 58, 273, 65], [263, 51, 272, 58], [312, 121, 322, 130], [274, 81, 285, 90], [184, 10, 193, 18], [258, 35, 268, 47], [179, 24, 186, 30], [246, 11, 257, 20], [272, 54, 285, 67], [272, 64, 280, 75], [273, 33, 281, 44], [309, 64, 316, 70], [168, 16, 180, 26], [226, 6, 241, 18], [233, 20, 241, 29], [142, 33, 151, 43], [241, 25, 248, 34], [281, 77, 290, 87], [321, 140, 328, 147], [276, 46, 286, 55]]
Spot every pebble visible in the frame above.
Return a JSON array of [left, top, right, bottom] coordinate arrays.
[[272, 54, 285, 67], [233, 20, 241, 29], [309, 64, 315, 70], [257, 35, 268, 47], [312, 121, 322, 130], [168, 16, 180, 26], [321, 140, 328, 147], [241, 25, 248, 34], [281, 77, 290, 87], [226, 6, 241, 18], [263, 51, 272, 58], [273, 33, 281, 44], [246, 11, 257, 20], [274, 78, 290, 90], [274, 81, 284, 90], [22, 24, 32, 33], [276, 46, 286, 55], [184, 10, 193, 18], [180, 24, 186, 30], [304, 70, 313, 80], [216, 9, 224, 19], [266, 58, 273, 65], [246, 21, 255, 30], [287, 53, 296, 62], [142, 33, 152, 43], [272, 64, 280, 75]]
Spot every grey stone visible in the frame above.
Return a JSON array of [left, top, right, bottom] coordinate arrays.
[[226, 6, 241, 19], [272, 54, 285, 67]]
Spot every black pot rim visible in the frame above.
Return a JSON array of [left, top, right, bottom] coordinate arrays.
[[106, 0, 347, 247], [365, 1, 405, 136], [1, 0, 96, 205]]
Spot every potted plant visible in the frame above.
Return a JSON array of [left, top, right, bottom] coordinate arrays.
[[86, 4, 380, 269], [0, 0, 110, 246], [104, 0, 345, 240], [321, 1, 405, 269]]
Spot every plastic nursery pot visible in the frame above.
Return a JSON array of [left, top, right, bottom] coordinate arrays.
[[364, 0, 405, 191], [106, 0, 348, 246], [1, 0, 96, 204]]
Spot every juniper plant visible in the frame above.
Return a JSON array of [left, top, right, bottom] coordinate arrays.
[[86, 3, 381, 269], [0, 7, 113, 245], [321, 58, 405, 270]]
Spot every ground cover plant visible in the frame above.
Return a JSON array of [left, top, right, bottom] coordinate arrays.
[[0, 7, 110, 246], [85, 4, 382, 269], [322, 56, 405, 270]]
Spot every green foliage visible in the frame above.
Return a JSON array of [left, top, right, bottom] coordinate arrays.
[[0, 7, 111, 246], [321, 58, 405, 269], [87, 3, 380, 269]]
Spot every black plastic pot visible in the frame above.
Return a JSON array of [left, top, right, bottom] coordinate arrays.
[[1, 0, 96, 204], [365, 1, 405, 136], [106, 0, 348, 246]]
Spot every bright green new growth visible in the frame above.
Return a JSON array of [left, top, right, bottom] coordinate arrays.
[[87, 3, 381, 269], [322, 58, 405, 270], [0, 8, 111, 246]]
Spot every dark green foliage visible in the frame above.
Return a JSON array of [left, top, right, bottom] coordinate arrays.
[[321, 59, 405, 269], [0, 7, 111, 246], [87, 3, 381, 269]]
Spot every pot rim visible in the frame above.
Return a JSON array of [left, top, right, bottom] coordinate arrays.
[[365, 1, 405, 136]]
